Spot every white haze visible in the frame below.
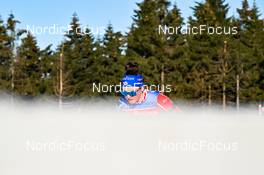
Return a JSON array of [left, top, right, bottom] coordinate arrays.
[[0, 96, 264, 175]]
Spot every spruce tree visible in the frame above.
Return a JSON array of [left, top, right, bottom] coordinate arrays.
[[15, 33, 41, 97], [188, 0, 231, 104], [236, 0, 264, 102], [78, 28, 95, 96], [127, 0, 160, 58], [5, 13, 26, 93], [127, 0, 171, 87], [0, 16, 11, 91], [90, 24, 124, 97], [39, 44, 54, 95], [164, 3, 188, 99], [60, 13, 94, 96]]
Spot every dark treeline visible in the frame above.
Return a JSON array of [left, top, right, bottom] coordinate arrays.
[[0, 0, 263, 105]]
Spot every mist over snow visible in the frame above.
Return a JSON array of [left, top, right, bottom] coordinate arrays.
[[0, 95, 264, 175]]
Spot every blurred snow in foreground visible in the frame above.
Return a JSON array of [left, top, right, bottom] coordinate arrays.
[[0, 97, 264, 175]]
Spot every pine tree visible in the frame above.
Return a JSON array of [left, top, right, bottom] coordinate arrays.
[[89, 24, 124, 97], [53, 13, 96, 98], [236, 0, 264, 102], [192, 0, 230, 26], [164, 3, 188, 99], [77, 28, 95, 96], [0, 16, 12, 91], [15, 33, 41, 97], [53, 44, 74, 104], [0, 2, 262, 103], [127, 0, 172, 87], [188, 0, 231, 104], [103, 24, 124, 84], [39, 44, 54, 95], [166, 3, 184, 44], [248, 1, 263, 101], [65, 13, 82, 45], [127, 0, 160, 58], [86, 37, 105, 96], [237, 0, 251, 29], [60, 13, 94, 96], [5, 13, 26, 93]]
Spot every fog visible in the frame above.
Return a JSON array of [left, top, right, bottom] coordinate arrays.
[[0, 97, 264, 175]]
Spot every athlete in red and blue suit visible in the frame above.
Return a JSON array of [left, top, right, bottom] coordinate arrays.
[[119, 69, 176, 113]]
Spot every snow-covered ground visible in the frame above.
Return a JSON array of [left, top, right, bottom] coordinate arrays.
[[0, 99, 264, 175]]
